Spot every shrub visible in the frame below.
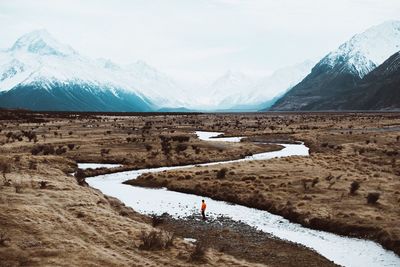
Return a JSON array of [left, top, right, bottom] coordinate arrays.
[[151, 215, 164, 227], [74, 169, 87, 186], [42, 144, 55, 155], [0, 160, 11, 180], [145, 144, 153, 151], [311, 177, 319, 187], [14, 181, 23, 193], [350, 181, 360, 194], [175, 143, 188, 153], [139, 230, 174, 250], [367, 192, 380, 204], [190, 241, 207, 262], [100, 148, 111, 156], [55, 147, 67, 155], [216, 168, 228, 179], [39, 181, 48, 189], [172, 135, 190, 142], [67, 144, 75, 150], [28, 161, 37, 170], [0, 232, 10, 246], [31, 145, 43, 155]]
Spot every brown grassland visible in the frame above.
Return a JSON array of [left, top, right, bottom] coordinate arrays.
[[0, 110, 344, 267]]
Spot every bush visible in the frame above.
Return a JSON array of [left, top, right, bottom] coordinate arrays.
[[28, 161, 37, 170], [172, 135, 190, 142], [55, 147, 67, 155], [67, 144, 75, 150], [175, 143, 188, 153], [39, 181, 48, 189], [74, 169, 87, 186], [190, 241, 207, 262], [216, 168, 228, 179], [151, 215, 164, 227], [42, 144, 55, 155], [13, 181, 23, 193], [0, 160, 11, 180], [311, 177, 319, 187], [100, 148, 111, 156], [350, 181, 360, 194], [139, 230, 174, 250], [367, 192, 380, 204], [31, 145, 43, 155], [0, 232, 10, 246]]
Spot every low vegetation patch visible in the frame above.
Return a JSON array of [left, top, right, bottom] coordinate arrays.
[[139, 230, 174, 250], [350, 181, 360, 194], [216, 168, 228, 179], [367, 192, 380, 204], [190, 241, 207, 262]]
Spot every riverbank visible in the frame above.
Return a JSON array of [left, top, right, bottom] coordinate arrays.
[[153, 214, 337, 267]]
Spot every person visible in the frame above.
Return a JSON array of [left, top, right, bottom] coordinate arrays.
[[201, 199, 207, 220]]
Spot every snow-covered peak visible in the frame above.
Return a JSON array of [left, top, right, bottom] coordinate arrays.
[[209, 70, 253, 95], [10, 29, 77, 57], [96, 58, 121, 70], [216, 70, 248, 83], [210, 60, 315, 109], [321, 20, 400, 78], [125, 60, 167, 81]]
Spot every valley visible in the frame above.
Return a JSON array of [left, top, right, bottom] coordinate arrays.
[[1, 110, 399, 266]]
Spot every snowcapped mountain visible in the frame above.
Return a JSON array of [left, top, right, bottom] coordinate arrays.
[[0, 30, 187, 111], [220, 61, 314, 110], [195, 61, 314, 111], [319, 20, 400, 78], [124, 61, 192, 108], [271, 20, 400, 111], [205, 70, 256, 109]]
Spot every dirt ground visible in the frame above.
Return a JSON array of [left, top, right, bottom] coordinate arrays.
[[0, 110, 351, 267]]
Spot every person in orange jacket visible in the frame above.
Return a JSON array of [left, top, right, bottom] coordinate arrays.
[[201, 199, 207, 220]]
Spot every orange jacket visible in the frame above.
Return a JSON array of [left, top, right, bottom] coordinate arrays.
[[201, 202, 206, 211]]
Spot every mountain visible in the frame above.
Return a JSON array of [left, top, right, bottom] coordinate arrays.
[[197, 61, 314, 111], [227, 61, 314, 111], [198, 71, 255, 109], [270, 20, 400, 111], [342, 51, 400, 110], [0, 30, 186, 111], [124, 61, 192, 108]]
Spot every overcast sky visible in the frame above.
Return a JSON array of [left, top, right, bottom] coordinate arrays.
[[1, 0, 400, 82]]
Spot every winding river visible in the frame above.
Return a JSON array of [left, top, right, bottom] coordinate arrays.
[[83, 131, 400, 267]]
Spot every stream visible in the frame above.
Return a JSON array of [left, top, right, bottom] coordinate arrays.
[[83, 131, 400, 267]]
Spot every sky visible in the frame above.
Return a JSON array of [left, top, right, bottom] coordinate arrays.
[[1, 0, 400, 83]]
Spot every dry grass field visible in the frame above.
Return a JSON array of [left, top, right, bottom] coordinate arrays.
[[0, 110, 341, 267]]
